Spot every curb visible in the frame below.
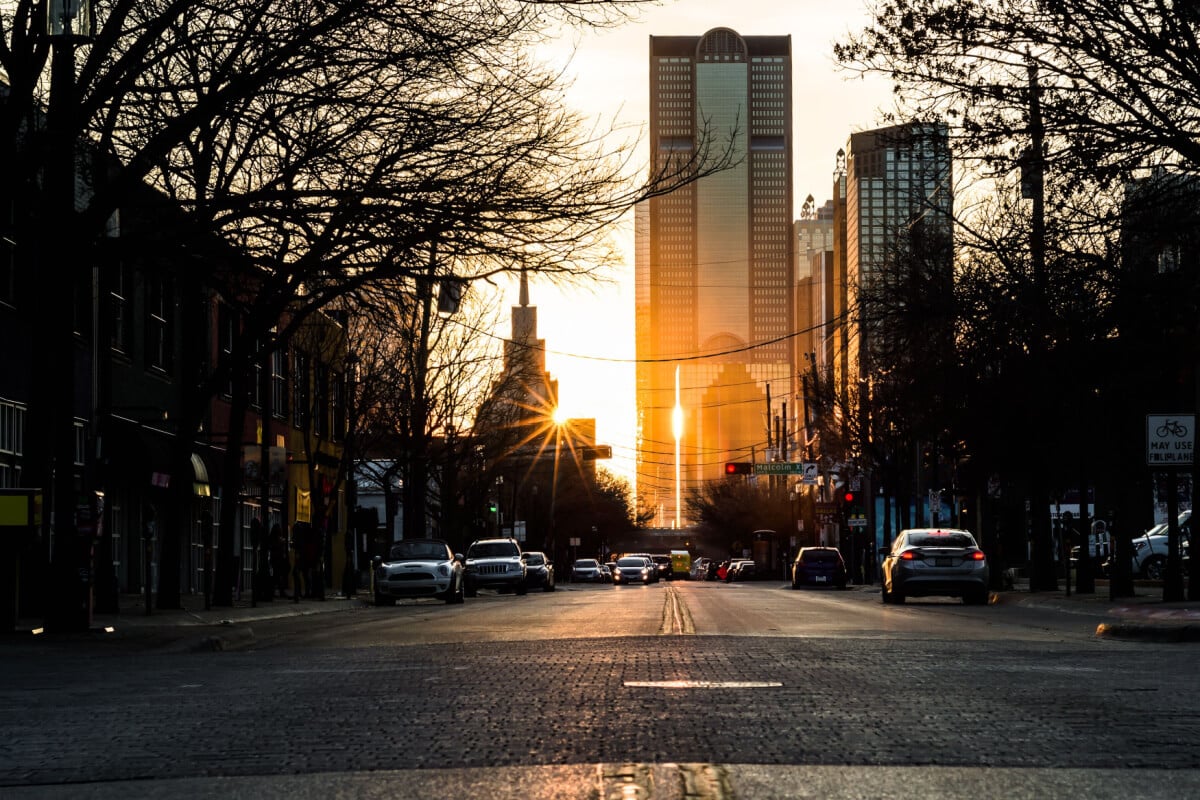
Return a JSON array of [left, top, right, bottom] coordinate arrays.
[[1095, 622, 1200, 643]]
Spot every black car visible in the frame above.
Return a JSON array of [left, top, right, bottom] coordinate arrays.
[[650, 554, 673, 581], [791, 547, 847, 589], [522, 551, 555, 592]]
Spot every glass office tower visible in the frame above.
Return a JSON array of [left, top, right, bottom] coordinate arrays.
[[636, 29, 793, 527]]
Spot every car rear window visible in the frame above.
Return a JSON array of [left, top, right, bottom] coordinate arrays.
[[801, 550, 840, 563], [908, 533, 976, 548]]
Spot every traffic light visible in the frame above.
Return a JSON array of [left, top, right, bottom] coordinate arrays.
[[487, 501, 498, 513], [725, 462, 753, 475], [842, 490, 856, 506]]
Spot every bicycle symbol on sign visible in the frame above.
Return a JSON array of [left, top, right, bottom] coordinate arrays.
[[1156, 419, 1190, 438]]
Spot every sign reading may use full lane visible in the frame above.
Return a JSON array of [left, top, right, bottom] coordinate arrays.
[[1147, 414, 1196, 467]]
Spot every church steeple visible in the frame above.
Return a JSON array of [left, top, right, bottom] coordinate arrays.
[[508, 270, 543, 373]]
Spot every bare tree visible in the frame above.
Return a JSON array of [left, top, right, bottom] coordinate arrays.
[[836, 0, 1200, 182], [4, 0, 738, 607]]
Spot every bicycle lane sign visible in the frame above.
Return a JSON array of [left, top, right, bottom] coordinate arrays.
[[1147, 414, 1195, 466]]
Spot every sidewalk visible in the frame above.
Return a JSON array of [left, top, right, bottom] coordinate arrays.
[[997, 578, 1200, 642], [11, 580, 1200, 649], [10, 590, 368, 652]]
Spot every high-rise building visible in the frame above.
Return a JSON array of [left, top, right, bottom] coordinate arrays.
[[793, 194, 836, 458], [636, 28, 793, 528], [842, 122, 953, 392]]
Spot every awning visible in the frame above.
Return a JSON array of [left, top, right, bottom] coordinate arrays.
[[191, 453, 211, 497]]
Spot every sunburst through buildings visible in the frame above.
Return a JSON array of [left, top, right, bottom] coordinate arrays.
[[476, 272, 611, 551]]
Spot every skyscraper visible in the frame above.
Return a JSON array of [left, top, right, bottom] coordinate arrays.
[[636, 28, 793, 528], [842, 122, 953, 389]]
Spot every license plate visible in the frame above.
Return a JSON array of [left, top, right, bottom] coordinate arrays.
[[814, 576, 828, 583], [935, 557, 953, 567]]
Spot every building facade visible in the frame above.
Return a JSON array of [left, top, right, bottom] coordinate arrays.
[[636, 28, 794, 528]]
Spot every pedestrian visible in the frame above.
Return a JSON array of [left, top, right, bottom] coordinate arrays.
[[270, 524, 289, 598], [309, 522, 326, 601], [250, 518, 272, 602], [291, 523, 308, 603]]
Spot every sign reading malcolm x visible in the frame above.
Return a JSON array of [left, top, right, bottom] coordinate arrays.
[[1147, 414, 1196, 467]]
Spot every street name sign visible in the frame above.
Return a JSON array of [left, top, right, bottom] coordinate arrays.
[[1147, 414, 1195, 466], [753, 462, 815, 476]]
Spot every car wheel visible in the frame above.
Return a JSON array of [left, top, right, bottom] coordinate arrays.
[[516, 583, 528, 595], [374, 593, 395, 607], [1142, 555, 1166, 581]]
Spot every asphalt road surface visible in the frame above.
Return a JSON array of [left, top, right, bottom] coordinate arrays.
[[1, 579, 1196, 799]]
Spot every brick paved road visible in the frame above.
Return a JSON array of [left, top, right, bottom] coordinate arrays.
[[0, 634, 1195, 785], [0, 584, 1195, 797]]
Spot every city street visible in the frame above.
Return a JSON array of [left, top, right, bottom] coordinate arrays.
[[1, 580, 1197, 799]]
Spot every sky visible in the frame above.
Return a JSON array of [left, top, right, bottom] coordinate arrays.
[[497, 1, 894, 487]]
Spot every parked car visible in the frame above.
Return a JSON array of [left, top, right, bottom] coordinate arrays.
[[571, 558, 607, 583], [726, 559, 756, 581], [1107, 510, 1192, 580], [881, 528, 990, 605], [463, 537, 527, 597], [373, 538, 464, 606], [690, 557, 712, 580], [612, 556, 655, 585], [791, 547, 847, 589], [522, 551, 555, 592]]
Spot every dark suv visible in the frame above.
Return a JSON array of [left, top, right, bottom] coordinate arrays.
[[464, 537, 527, 596], [521, 551, 555, 592]]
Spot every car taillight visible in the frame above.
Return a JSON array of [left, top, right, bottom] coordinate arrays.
[[967, 551, 985, 561], [900, 551, 921, 561]]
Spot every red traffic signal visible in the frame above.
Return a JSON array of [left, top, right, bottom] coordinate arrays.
[[842, 491, 856, 504], [725, 462, 753, 475]]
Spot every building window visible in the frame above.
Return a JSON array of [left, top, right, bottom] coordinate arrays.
[[250, 335, 263, 411], [0, 199, 13, 307], [293, 351, 309, 428], [313, 363, 328, 438], [271, 346, 286, 420], [0, 400, 25, 455], [218, 303, 235, 398], [145, 274, 173, 373], [331, 371, 345, 443], [110, 264, 133, 354], [74, 420, 85, 467]]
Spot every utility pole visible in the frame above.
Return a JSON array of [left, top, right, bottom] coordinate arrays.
[[1024, 59, 1058, 592]]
